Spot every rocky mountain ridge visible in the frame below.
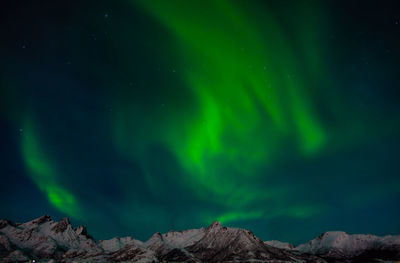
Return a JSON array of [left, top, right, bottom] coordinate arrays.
[[0, 215, 399, 262]]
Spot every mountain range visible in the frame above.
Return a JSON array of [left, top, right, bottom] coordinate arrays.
[[1, 215, 399, 262]]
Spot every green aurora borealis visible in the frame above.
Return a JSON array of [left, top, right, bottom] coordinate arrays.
[[1, 0, 400, 243], [128, 0, 327, 221]]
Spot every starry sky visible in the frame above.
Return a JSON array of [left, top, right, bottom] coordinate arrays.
[[1, 0, 400, 245]]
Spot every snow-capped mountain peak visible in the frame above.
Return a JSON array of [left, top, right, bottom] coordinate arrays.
[[208, 221, 222, 230], [1, 216, 399, 262], [295, 230, 400, 259]]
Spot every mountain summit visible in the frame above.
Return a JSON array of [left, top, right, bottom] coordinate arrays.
[[0, 216, 399, 262]]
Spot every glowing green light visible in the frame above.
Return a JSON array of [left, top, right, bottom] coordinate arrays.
[[116, 0, 329, 224], [21, 117, 83, 219], [217, 210, 263, 225]]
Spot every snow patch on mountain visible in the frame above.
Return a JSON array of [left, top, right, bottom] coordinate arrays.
[[0, 216, 399, 262], [0, 215, 101, 259], [99, 236, 144, 253], [295, 231, 400, 258], [264, 240, 294, 250]]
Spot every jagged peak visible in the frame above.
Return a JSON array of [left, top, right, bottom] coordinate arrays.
[[75, 225, 87, 234], [317, 231, 348, 240], [75, 225, 93, 239], [61, 217, 71, 224], [0, 219, 16, 229], [31, 215, 52, 225], [147, 231, 163, 242], [51, 217, 71, 233], [208, 221, 222, 229], [1, 215, 399, 262]]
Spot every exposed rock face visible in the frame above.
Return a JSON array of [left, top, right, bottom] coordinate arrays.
[[144, 227, 206, 256], [99, 236, 144, 253], [0, 216, 399, 262], [51, 217, 71, 233], [185, 221, 291, 262], [0, 215, 102, 262], [109, 244, 157, 263], [264, 240, 294, 250], [31, 215, 52, 225], [0, 220, 16, 230]]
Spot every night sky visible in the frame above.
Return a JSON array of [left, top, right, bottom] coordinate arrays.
[[1, 0, 400, 245]]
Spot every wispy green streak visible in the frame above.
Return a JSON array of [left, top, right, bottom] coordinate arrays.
[[121, 0, 328, 223], [21, 117, 83, 219]]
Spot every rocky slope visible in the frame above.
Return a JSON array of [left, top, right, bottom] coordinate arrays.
[[264, 240, 294, 250], [0, 216, 399, 262], [295, 231, 400, 261]]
